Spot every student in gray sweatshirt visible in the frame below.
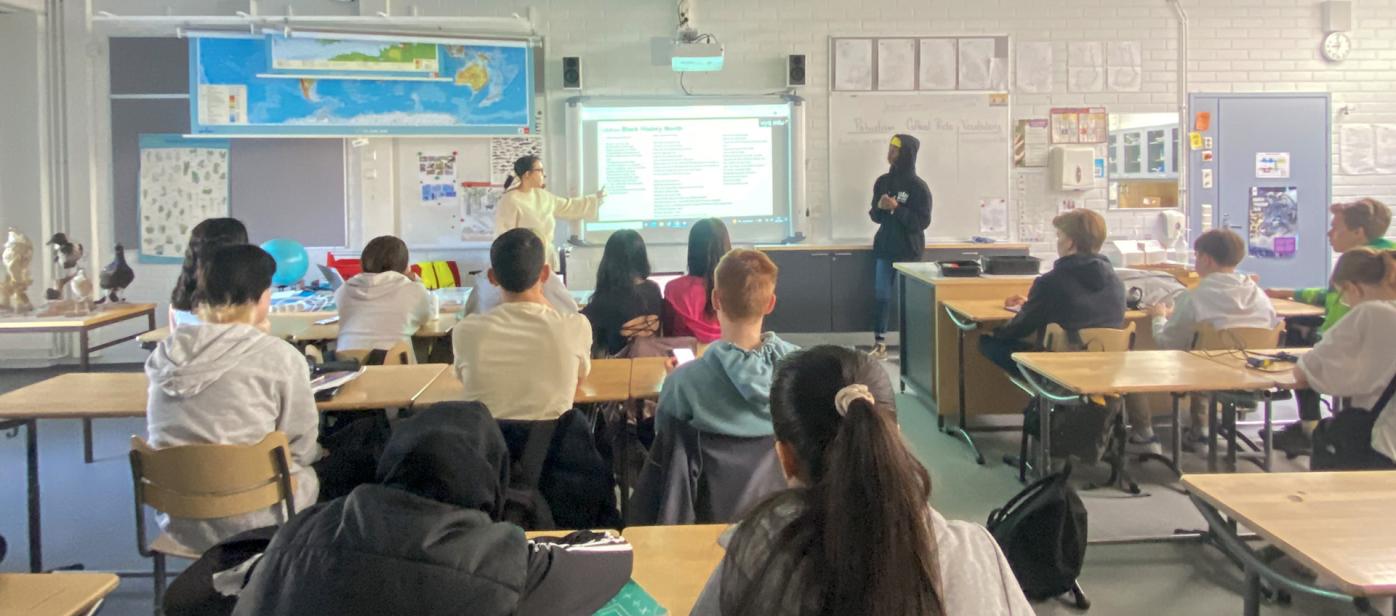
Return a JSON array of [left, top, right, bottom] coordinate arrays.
[[656, 249, 798, 437], [334, 235, 435, 353], [146, 244, 322, 552]]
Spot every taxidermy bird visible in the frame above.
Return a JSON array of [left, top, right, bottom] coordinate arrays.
[[45, 232, 84, 301], [69, 267, 94, 311], [97, 244, 134, 304]]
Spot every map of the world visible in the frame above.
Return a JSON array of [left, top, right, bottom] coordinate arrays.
[[190, 35, 533, 136]]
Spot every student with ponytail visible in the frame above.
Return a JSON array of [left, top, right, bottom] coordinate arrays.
[[692, 345, 1031, 616], [495, 154, 606, 271], [1293, 247, 1396, 468]]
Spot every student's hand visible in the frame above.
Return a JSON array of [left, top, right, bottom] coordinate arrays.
[[596, 186, 607, 201], [878, 194, 898, 210], [1003, 294, 1027, 310], [1144, 302, 1172, 318], [1265, 288, 1294, 300], [664, 357, 679, 375]]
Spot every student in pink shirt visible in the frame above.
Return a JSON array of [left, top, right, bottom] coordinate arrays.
[[663, 218, 730, 343]]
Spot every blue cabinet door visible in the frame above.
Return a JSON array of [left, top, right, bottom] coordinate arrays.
[[1190, 93, 1331, 289]]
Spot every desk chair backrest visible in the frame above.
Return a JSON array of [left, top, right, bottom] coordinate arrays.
[[1191, 322, 1286, 351], [336, 340, 415, 365], [129, 433, 297, 525], [1043, 322, 1137, 353]]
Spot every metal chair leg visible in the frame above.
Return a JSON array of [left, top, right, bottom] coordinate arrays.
[[152, 553, 166, 615]]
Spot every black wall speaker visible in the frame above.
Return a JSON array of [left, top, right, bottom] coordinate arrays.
[[787, 54, 806, 87], [562, 56, 582, 90]]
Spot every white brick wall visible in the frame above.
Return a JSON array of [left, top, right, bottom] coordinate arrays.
[[21, 0, 1396, 365]]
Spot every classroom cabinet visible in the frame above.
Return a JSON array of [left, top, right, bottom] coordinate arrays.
[[762, 245, 1030, 334], [1109, 125, 1180, 180]]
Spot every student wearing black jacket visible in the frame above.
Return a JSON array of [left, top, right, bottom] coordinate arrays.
[[868, 133, 932, 359], [230, 404, 632, 616], [979, 209, 1125, 374]]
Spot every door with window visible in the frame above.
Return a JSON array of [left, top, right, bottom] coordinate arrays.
[[1189, 94, 1331, 289]]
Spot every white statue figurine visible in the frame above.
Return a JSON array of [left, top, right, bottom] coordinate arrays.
[[68, 267, 94, 313], [2, 228, 35, 313]]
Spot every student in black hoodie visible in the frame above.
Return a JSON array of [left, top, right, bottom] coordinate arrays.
[[231, 403, 632, 616], [979, 209, 1125, 374], [868, 134, 933, 359]]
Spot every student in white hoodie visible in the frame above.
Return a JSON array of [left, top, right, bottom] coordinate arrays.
[[1131, 229, 1280, 450], [145, 244, 322, 552], [1294, 248, 1396, 468], [334, 235, 435, 353]]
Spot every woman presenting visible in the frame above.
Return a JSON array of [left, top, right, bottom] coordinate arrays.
[[868, 134, 932, 359], [495, 154, 607, 271]]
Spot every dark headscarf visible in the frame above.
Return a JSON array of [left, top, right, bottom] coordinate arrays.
[[375, 403, 510, 518]]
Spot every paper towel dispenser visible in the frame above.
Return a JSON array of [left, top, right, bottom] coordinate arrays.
[[1051, 146, 1095, 191]]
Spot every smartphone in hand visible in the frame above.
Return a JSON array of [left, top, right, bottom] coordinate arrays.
[[670, 347, 696, 366]]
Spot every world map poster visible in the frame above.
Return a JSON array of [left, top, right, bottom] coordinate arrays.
[[190, 35, 534, 136]]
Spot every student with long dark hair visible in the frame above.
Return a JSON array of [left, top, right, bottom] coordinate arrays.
[[146, 245, 322, 551], [168, 217, 248, 332], [692, 345, 1031, 616], [495, 154, 606, 271], [663, 218, 731, 343], [581, 230, 662, 355]]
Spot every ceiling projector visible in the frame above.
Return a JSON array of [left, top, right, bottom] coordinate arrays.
[[672, 41, 724, 72]]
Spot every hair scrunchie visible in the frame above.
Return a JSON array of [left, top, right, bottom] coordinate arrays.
[[834, 383, 875, 416]]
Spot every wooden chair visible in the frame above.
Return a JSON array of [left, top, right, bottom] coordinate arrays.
[[1017, 323, 1137, 485], [619, 314, 661, 340], [1192, 322, 1286, 351], [335, 339, 415, 365], [128, 433, 298, 612]]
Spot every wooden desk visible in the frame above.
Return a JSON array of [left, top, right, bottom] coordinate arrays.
[[1271, 297, 1326, 319], [576, 359, 634, 404], [0, 365, 444, 573], [292, 313, 461, 343], [0, 573, 119, 616], [138, 310, 336, 347], [0, 303, 157, 370], [629, 357, 668, 400], [623, 524, 727, 615], [1184, 471, 1396, 613], [1191, 348, 1311, 390], [1012, 350, 1280, 477]]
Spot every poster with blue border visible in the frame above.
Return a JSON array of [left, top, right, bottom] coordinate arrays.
[[137, 134, 231, 263], [189, 34, 535, 136]]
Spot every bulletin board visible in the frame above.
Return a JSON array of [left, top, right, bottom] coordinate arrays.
[[394, 136, 544, 248]]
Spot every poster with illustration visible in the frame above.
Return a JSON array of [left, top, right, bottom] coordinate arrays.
[[138, 134, 230, 262], [1249, 186, 1299, 259], [418, 152, 459, 207]]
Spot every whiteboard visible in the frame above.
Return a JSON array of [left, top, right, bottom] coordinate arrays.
[[828, 92, 1012, 241]]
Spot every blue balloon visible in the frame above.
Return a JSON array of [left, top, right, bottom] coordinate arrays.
[[260, 238, 310, 287]]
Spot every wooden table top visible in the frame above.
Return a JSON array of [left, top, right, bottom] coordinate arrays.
[[0, 365, 448, 419], [893, 262, 1037, 287], [0, 573, 119, 616], [1183, 471, 1396, 598], [757, 242, 1030, 252], [943, 299, 1148, 324], [0, 303, 155, 331], [576, 359, 633, 404], [622, 524, 728, 615], [137, 311, 337, 345], [1190, 348, 1311, 389], [629, 357, 668, 400], [292, 314, 461, 343], [1012, 350, 1277, 396], [1270, 297, 1327, 319]]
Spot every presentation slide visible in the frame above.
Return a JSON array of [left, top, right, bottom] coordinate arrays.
[[576, 103, 794, 244]]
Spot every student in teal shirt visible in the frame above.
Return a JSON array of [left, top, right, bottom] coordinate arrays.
[[1266, 198, 1393, 453]]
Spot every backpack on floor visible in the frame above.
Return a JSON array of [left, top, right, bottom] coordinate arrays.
[[986, 463, 1090, 609], [1312, 370, 1396, 471]]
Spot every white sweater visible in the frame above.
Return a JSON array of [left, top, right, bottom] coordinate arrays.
[[1152, 272, 1280, 350], [494, 188, 601, 270], [1298, 299, 1396, 461], [145, 323, 322, 552], [334, 271, 435, 352]]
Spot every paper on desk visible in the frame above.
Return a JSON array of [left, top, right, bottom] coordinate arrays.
[[594, 580, 667, 616], [311, 368, 365, 394]]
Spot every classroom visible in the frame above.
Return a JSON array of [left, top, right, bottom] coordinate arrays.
[[1, 0, 1394, 614]]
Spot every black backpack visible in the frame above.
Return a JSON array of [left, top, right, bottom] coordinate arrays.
[[986, 464, 1091, 609], [1311, 370, 1396, 470]]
